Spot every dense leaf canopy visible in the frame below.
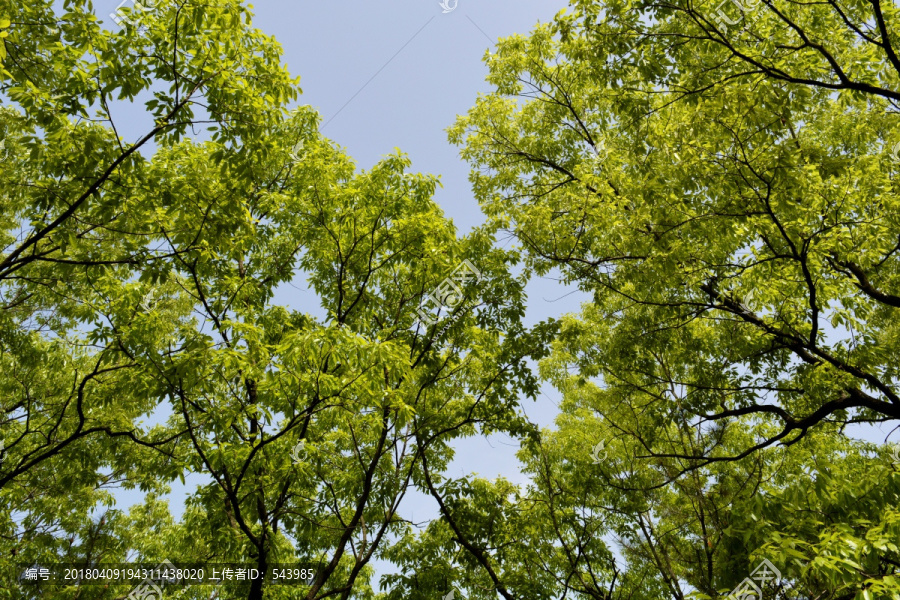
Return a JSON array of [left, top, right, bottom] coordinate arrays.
[[0, 1, 546, 598], [441, 0, 900, 597], [1, 0, 898, 599]]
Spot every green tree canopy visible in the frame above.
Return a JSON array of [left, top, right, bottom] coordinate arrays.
[[0, 1, 550, 599], [4, 0, 900, 598], [433, 0, 900, 597]]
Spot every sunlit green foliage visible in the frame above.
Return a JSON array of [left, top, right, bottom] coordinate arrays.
[[3, 0, 900, 598], [432, 0, 900, 597], [0, 1, 545, 599]]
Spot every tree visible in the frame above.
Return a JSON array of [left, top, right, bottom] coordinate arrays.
[[1, 0, 297, 596], [0, 1, 550, 599], [437, 0, 900, 596]]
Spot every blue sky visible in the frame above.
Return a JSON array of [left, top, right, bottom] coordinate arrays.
[[250, 0, 565, 233]]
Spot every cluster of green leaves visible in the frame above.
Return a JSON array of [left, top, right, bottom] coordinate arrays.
[[0, 1, 553, 599], [388, 0, 900, 597], [4, 0, 900, 598]]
